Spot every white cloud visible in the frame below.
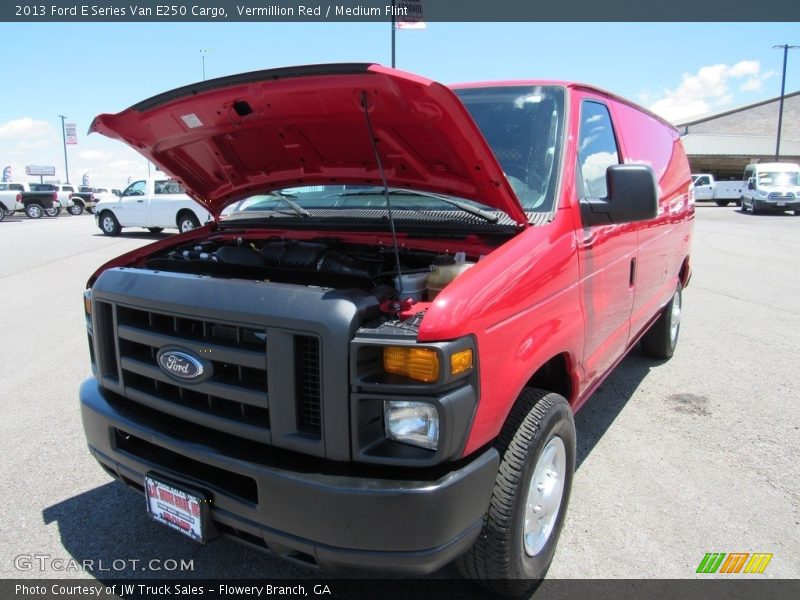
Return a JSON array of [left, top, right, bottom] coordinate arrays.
[[0, 117, 54, 139], [739, 78, 762, 92], [646, 60, 765, 122], [729, 60, 760, 77]]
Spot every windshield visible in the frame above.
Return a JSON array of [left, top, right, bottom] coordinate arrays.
[[219, 187, 501, 222], [454, 85, 566, 212], [757, 172, 800, 187]]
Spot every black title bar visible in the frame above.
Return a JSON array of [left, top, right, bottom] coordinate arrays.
[[3, 0, 799, 22]]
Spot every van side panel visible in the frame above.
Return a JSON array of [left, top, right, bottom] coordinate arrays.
[[610, 99, 693, 342]]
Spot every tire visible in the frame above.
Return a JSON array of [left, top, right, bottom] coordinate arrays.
[[86, 206, 95, 214], [751, 200, 759, 215], [68, 204, 84, 216], [740, 199, 748, 213], [457, 388, 576, 597], [0, 209, 5, 222], [25, 203, 43, 219], [641, 283, 683, 359], [715, 200, 730, 207], [147, 227, 164, 234], [45, 207, 61, 217], [99, 211, 121, 236], [177, 212, 200, 233]]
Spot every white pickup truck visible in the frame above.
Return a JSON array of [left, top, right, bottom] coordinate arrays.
[[94, 177, 212, 236], [691, 174, 744, 206], [0, 183, 21, 221]]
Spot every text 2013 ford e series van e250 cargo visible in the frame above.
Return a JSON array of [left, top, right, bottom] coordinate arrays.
[[79, 64, 693, 596]]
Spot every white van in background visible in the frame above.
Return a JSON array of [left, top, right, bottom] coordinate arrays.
[[740, 162, 800, 215]]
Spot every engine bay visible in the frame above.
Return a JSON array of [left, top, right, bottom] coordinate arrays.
[[144, 237, 448, 296]]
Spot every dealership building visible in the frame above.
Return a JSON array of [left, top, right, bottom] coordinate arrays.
[[675, 90, 800, 179]]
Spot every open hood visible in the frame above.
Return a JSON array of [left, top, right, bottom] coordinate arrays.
[[90, 63, 528, 225]]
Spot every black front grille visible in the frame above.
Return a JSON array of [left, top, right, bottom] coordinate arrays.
[[112, 305, 271, 444], [295, 336, 322, 437]]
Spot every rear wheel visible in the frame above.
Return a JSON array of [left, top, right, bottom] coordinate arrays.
[[68, 204, 84, 216], [25, 203, 43, 219], [177, 212, 200, 233], [715, 200, 730, 207], [0, 209, 5, 222], [99, 211, 121, 236], [457, 388, 575, 597], [147, 227, 164, 234], [45, 207, 61, 217], [641, 283, 682, 359]]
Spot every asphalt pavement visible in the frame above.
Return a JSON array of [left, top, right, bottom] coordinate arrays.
[[0, 205, 797, 585]]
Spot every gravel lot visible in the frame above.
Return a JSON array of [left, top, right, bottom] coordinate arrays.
[[0, 205, 798, 584]]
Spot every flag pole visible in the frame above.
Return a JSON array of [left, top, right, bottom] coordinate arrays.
[[391, 0, 396, 67]]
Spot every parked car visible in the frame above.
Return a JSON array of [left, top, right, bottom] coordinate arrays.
[[81, 64, 693, 596], [691, 173, 743, 206], [36, 183, 78, 216], [0, 183, 20, 221], [16, 183, 58, 218], [740, 162, 800, 215], [93, 177, 212, 235]]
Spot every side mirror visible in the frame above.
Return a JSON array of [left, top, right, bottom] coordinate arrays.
[[582, 164, 658, 227], [747, 179, 755, 190]]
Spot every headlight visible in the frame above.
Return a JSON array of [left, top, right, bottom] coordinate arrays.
[[384, 401, 439, 450], [83, 289, 92, 317], [383, 346, 440, 382]]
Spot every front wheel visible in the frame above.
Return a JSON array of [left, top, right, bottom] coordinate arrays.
[[177, 212, 200, 233], [0, 209, 5, 222], [457, 389, 576, 597], [25, 203, 43, 219], [99, 211, 121, 236], [641, 283, 683, 359], [68, 204, 84, 216]]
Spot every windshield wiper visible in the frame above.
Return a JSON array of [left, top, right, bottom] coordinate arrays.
[[338, 188, 499, 223], [273, 192, 311, 217]]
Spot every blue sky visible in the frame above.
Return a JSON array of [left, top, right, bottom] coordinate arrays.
[[1, 22, 797, 188]]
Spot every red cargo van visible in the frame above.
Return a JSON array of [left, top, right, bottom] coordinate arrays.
[[80, 64, 693, 595]]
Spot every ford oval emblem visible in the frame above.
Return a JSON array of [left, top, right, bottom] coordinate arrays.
[[157, 349, 204, 380]]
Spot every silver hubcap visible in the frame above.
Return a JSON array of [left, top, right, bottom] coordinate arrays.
[[29, 206, 42, 218], [102, 217, 114, 232], [181, 220, 194, 232], [669, 290, 682, 346], [523, 436, 566, 557]]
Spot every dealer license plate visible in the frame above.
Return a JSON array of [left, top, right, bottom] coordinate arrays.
[[777, 202, 786, 207], [145, 475, 206, 542]]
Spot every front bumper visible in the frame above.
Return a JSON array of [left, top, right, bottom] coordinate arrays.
[[753, 199, 800, 212], [80, 378, 498, 574]]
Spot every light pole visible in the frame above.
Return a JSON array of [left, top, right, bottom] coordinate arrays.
[[58, 115, 69, 184], [772, 44, 799, 161], [200, 49, 211, 81]]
